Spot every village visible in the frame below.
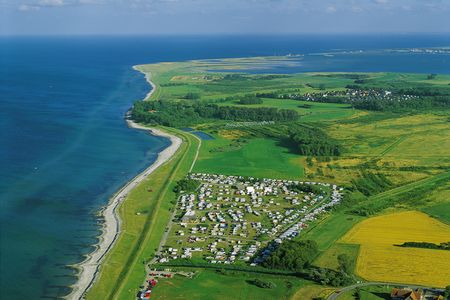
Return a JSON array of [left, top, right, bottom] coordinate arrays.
[[279, 88, 419, 104], [157, 173, 343, 266]]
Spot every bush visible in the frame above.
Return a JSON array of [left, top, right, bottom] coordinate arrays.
[[173, 179, 199, 193], [248, 279, 275, 289]]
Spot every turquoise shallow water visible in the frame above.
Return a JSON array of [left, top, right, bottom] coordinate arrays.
[[0, 35, 449, 299]]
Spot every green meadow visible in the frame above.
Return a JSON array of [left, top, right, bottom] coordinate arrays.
[[151, 269, 306, 300], [193, 136, 304, 179]]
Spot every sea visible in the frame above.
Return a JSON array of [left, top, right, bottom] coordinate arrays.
[[1, 34, 449, 299]]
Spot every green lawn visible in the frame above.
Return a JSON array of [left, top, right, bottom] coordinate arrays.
[[193, 137, 304, 179], [151, 269, 306, 300]]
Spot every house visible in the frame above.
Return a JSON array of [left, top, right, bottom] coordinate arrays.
[[391, 288, 424, 300]]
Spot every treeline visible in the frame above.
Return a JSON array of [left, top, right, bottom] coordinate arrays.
[[262, 240, 318, 271], [262, 240, 354, 287], [131, 100, 298, 127], [289, 126, 341, 156], [351, 96, 450, 111], [237, 94, 263, 105], [217, 74, 289, 81], [315, 73, 370, 80], [398, 241, 450, 251]]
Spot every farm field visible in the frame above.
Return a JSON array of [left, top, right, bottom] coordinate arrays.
[[340, 211, 450, 287]]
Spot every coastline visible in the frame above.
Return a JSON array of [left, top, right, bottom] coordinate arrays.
[[67, 67, 181, 299], [133, 65, 156, 100]]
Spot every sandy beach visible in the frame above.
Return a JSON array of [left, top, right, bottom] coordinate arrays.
[[66, 68, 180, 299]]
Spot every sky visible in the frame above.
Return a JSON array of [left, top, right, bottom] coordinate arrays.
[[1, 0, 450, 35]]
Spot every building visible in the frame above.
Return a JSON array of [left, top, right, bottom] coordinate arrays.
[[391, 288, 424, 300]]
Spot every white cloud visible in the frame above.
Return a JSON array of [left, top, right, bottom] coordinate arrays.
[[38, 0, 65, 6], [326, 5, 336, 13], [18, 3, 39, 10]]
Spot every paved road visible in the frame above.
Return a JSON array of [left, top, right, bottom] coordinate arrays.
[[328, 281, 444, 300]]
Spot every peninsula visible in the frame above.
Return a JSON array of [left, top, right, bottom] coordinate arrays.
[[75, 56, 450, 300]]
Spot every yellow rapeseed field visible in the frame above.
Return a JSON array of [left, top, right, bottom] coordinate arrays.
[[341, 211, 450, 287]]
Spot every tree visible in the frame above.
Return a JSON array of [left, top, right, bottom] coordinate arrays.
[[262, 240, 318, 271], [444, 285, 450, 299], [337, 254, 351, 274], [184, 92, 200, 100], [173, 179, 199, 193]]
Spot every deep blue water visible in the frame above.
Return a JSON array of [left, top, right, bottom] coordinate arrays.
[[1, 34, 449, 299]]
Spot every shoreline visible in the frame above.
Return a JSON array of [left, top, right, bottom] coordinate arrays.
[[66, 67, 181, 299], [133, 65, 156, 100]]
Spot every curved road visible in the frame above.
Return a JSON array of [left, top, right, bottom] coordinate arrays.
[[328, 281, 444, 300]]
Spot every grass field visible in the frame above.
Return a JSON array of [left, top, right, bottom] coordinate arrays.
[[151, 269, 306, 300], [86, 128, 200, 300], [340, 211, 450, 287], [193, 137, 304, 179]]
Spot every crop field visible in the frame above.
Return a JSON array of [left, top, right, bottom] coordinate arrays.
[[340, 211, 450, 287]]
